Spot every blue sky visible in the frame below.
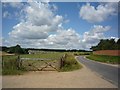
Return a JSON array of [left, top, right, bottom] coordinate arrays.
[[51, 2, 118, 36], [1, 2, 119, 49]]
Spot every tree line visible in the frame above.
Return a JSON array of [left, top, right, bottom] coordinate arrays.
[[1, 45, 27, 54], [90, 38, 120, 51], [1, 45, 90, 54]]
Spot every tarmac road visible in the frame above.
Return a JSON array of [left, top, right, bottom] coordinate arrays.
[[77, 56, 119, 87]]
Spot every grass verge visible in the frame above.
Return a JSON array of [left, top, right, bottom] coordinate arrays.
[[2, 55, 26, 75], [86, 54, 120, 64], [60, 54, 82, 72]]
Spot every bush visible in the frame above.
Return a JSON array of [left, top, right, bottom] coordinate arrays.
[[8, 45, 27, 54], [64, 54, 77, 65]]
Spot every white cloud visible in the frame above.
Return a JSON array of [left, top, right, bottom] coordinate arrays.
[[46, 29, 81, 49], [1, 0, 21, 2], [26, 0, 51, 3], [1, 37, 11, 46], [7, 2, 82, 49], [82, 25, 111, 49], [110, 37, 119, 42], [79, 3, 117, 23], [2, 2, 24, 8], [8, 2, 24, 8], [9, 22, 49, 39], [5, 2, 114, 50], [7, 2, 72, 49], [9, 2, 63, 40], [9, 28, 82, 49], [8, 24, 111, 50], [3, 11, 10, 18]]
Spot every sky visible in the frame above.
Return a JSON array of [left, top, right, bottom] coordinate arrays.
[[1, 1, 119, 50]]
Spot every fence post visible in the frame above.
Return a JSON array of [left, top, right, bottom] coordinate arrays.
[[17, 55, 21, 70], [59, 54, 66, 69], [2, 59, 4, 68], [59, 57, 63, 69]]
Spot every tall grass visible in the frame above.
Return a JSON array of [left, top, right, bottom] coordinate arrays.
[[61, 54, 82, 71], [2, 55, 26, 75]]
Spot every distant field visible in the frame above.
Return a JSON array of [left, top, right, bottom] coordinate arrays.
[[74, 52, 92, 56], [86, 55, 120, 64], [0, 51, 14, 56], [21, 52, 64, 60]]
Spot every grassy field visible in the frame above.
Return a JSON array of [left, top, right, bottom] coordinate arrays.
[[86, 54, 120, 64], [21, 52, 64, 60], [2, 52, 82, 75]]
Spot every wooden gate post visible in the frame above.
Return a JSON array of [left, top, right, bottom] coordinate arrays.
[[16, 55, 21, 70], [59, 55, 65, 69], [59, 58, 63, 69], [2, 59, 4, 68]]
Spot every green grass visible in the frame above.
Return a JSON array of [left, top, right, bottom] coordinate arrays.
[[2, 52, 82, 75], [21, 52, 82, 72], [2, 55, 26, 75], [60, 54, 82, 72], [2, 52, 64, 75], [86, 54, 120, 64]]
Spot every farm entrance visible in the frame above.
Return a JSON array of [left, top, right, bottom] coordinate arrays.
[[17, 57, 62, 71]]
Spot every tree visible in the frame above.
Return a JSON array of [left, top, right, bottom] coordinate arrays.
[[117, 39, 120, 50], [14, 45, 25, 54], [8, 45, 26, 54], [90, 39, 119, 51], [117, 39, 120, 44], [90, 46, 98, 51]]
